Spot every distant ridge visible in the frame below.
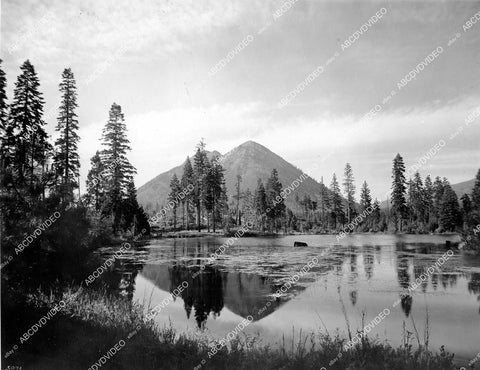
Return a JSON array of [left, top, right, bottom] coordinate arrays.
[[137, 140, 328, 210]]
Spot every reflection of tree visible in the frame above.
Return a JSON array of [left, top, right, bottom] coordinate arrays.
[[169, 264, 224, 329], [413, 264, 428, 293], [101, 259, 142, 301], [349, 290, 358, 306], [363, 246, 374, 280], [396, 254, 412, 317], [348, 251, 358, 306], [467, 273, 480, 314]]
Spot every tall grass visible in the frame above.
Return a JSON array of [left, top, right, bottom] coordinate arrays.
[[4, 286, 458, 370]]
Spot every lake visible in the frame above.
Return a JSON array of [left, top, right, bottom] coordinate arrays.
[[101, 234, 480, 365]]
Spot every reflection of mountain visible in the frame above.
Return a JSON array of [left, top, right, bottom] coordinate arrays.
[[141, 263, 286, 328]]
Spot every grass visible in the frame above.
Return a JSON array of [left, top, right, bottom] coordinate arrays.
[[1, 286, 460, 370]]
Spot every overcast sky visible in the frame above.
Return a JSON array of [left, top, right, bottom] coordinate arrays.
[[2, 0, 480, 200]]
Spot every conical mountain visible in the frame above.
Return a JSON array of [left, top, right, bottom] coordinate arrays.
[[137, 141, 327, 210]]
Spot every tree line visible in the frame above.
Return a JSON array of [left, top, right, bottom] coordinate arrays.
[[0, 59, 148, 266], [165, 146, 480, 247]]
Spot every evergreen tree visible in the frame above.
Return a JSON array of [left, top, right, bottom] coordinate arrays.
[[53, 68, 80, 201], [234, 174, 243, 225], [372, 199, 381, 230], [8, 60, 51, 194], [241, 188, 255, 227], [439, 182, 461, 232], [101, 103, 136, 231], [360, 181, 372, 210], [123, 180, 139, 232], [433, 176, 445, 223], [193, 139, 208, 231], [180, 157, 194, 230], [219, 182, 229, 230], [461, 193, 472, 225], [204, 155, 225, 232], [360, 181, 372, 230], [391, 153, 407, 232], [318, 176, 330, 228], [266, 169, 285, 232], [85, 151, 106, 211], [254, 179, 267, 231], [168, 173, 181, 230], [423, 175, 434, 225], [343, 163, 356, 223], [408, 172, 425, 226], [330, 173, 343, 228], [472, 169, 480, 215], [0, 59, 8, 164]]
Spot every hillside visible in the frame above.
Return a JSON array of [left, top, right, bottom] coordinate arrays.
[[137, 141, 328, 211], [451, 178, 475, 198]]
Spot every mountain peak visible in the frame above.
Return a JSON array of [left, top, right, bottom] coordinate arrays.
[[239, 140, 263, 147], [137, 140, 327, 210]]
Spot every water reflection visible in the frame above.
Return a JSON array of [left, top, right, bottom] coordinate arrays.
[[98, 234, 480, 363], [140, 262, 287, 328]]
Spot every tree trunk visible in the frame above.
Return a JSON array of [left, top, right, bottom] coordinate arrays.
[[197, 202, 201, 232]]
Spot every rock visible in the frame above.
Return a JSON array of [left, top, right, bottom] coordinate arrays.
[[294, 241, 308, 247]]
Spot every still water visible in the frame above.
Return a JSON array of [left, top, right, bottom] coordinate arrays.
[[102, 234, 480, 364]]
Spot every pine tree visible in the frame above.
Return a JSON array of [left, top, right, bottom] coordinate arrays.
[[439, 182, 461, 232], [330, 173, 343, 229], [234, 174, 243, 225], [266, 169, 285, 232], [423, 175, 434, 226], [0, 59, 8, 164], [343, 163, 356, 223], [408, 172, 425, 226], [193, 139, 208, 231], [168, 173, 181, 230], [124, 180, 139, 232], [219, 183, 229, 230], [360, 181, 372, 230], [8, 60, 51, 194], [318, 176, 330, 228], [254, 179, 267, 231], [101, 103, 136, 231], [372, 199, 381, 230], [461, 193, 472, 226], [433, 176, 445, 224], [204, 155, 225, 232], [85, 151, 106, 211], [360, 181, 372, 210], [180, 157, 194, 230], [54, 68, 80, 201], [472, 169, 480, 215], [391, 153, 407, 232]]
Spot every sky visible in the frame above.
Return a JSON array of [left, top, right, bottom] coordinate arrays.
[[1, 0, 480, 200]]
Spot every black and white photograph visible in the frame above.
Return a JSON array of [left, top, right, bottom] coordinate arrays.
[[1, 0, 480, 369]]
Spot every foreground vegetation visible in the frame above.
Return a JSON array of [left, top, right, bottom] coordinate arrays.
[[2, 286, 459, 370]]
